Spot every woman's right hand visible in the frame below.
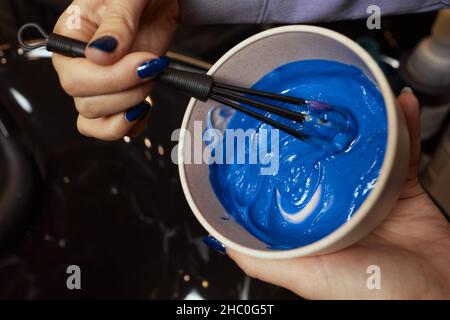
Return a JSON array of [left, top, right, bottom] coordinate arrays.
[[52, 0, 179, 140]]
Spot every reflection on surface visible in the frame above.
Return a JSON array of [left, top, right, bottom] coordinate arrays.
[[0, 46, 297, 299]]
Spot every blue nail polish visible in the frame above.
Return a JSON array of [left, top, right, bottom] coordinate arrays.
[[203, 236, 226, 255], [89, 36, 118, 52], [137, 56, 170, 79], [125, 101, 150, 122]]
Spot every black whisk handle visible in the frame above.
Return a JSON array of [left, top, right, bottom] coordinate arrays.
[[18, 22, 86, 57], [46, 33, 87, 58], [156, 68, 213, 102]]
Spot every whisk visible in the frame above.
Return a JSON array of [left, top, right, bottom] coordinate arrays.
[[18, 23, 334, 141]]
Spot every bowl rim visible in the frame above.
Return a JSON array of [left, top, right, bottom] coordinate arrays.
[[178, 25, 399, 259]]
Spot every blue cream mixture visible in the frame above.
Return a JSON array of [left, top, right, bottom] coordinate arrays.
[[208, 60, 387, 249]]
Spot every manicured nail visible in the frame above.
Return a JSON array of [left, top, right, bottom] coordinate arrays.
[[125, 101, 150, 122], [137, 56, 170, 79], [401, 86, 413, 94], [88, 36, 118, 52], [203, 236, 226, 255]]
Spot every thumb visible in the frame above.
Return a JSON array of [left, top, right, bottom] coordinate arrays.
[[86, 0, 149, 65], [397, 87, 423, 198], [227, 249, 326, 299], [397, 88, 421, 178]]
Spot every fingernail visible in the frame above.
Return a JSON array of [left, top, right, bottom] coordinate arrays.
[[203, 236, 226, 255], [125, 101, 150, 122], [401, 86, 414, 94], [137, 56, 170, 79], [88, 36, 118, 53]]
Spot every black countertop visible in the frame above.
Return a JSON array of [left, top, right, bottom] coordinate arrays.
[[0, 46, 297, 299]]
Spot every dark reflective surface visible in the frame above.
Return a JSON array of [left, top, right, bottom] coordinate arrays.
[[0, 46, 297, 299]]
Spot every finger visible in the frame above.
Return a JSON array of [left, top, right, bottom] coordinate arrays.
[[397, 87, 423, 198], [397, 88, 421, 180], [77, 101, 150, 141], [128, 112, 150, 138], [228, 250, 324, 299], [52, 2, 98, 80], [86, 0, 150, 66], [53, 1, 99, 42], [74, 82, 153, 119], [133, 0, 179, 55], [53, 52, 160, 97]]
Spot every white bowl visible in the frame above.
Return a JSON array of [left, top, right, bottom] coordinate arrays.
[[178, 25, 410, 259]]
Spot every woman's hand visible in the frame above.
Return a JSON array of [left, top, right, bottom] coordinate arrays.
[[228, 91, 450, 299], [52, 0, 179, 140]]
